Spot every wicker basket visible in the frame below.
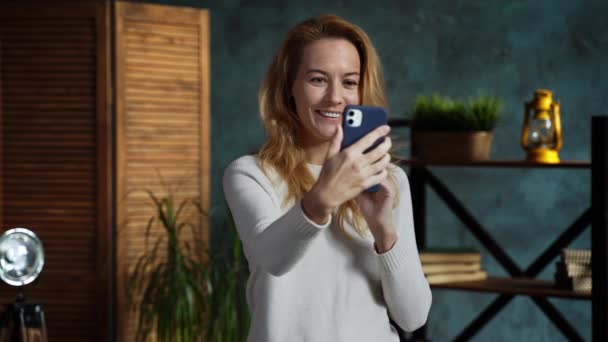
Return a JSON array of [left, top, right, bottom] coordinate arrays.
[[412, 131, 494, 162]]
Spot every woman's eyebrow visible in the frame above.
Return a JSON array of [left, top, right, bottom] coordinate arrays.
[[305, 69, 328, 75], [305, 69, 360, 77]]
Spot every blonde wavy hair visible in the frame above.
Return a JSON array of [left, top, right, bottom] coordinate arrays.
[[257, 14, 397, 236]]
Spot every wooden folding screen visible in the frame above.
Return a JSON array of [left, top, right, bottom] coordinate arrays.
[[0, 1, 210, 341], [114, 2, 210, 341], [0, 1, 111, 341]]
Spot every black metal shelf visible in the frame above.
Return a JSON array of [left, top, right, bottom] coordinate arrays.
[[397, 159, 590, 169], [431, 277, 591, 300], [396, 116, 607, 342]]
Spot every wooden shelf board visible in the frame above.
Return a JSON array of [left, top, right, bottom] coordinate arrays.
[[430, 277, 591, 300], [397, 159, 591, 168]]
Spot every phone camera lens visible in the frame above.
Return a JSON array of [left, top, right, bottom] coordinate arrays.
[[348, 111, 354, 117], [347, 119, 354, 125]]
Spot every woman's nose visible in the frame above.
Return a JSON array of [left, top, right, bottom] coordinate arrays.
[[325, 82, 343, 104]]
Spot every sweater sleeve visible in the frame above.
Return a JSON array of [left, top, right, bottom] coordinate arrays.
[[376, 166, 432, 332], [223, 156, 330, 276]]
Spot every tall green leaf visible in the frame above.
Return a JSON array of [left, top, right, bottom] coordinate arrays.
[[126, 190, 250, 342]]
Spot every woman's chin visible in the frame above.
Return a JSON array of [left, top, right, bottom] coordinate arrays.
[[319, 121, 341, 134], [318, 128, 339, 141], [301, 121, 341, 144]]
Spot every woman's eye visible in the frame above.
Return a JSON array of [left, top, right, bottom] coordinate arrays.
[[344, 79, 358, 88], [310, 77, 326, 84]]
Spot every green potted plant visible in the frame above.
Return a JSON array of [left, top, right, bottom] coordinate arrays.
[[410, 94, 503, 161], [126, 190, 249, 342]]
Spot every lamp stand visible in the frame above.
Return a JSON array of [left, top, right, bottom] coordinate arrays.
[[0, 291, 48, 342]]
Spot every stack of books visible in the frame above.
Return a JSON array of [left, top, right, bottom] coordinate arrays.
[[419, 248, 487, 285], [554, 248, 591, 293]]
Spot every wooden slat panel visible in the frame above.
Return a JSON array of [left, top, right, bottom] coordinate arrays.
[[0, 1, 110, 341], [115, 2, 210, 341]]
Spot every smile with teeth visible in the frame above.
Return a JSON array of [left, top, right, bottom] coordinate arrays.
[[318, 110, 341, 118]]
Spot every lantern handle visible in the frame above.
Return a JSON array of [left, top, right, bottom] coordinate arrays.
[[521, 101, 532, 149], [552, 102, 562, 150]]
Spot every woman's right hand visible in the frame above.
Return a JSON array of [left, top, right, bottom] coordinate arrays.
[[301, 125, 392, 224]]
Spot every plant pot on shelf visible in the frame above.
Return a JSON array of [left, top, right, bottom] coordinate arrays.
[[412, 130, 494, 162]]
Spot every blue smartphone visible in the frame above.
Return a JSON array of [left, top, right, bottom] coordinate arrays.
[[340, 105, 389, 193]]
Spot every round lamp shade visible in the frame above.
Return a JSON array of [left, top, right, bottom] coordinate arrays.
[[0, 228, 44, 286]]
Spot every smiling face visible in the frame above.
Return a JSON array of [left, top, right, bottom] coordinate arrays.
[[291, 38, 361, 149]]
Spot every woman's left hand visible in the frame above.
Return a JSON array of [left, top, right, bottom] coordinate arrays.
[[357, 178, 397, 253]]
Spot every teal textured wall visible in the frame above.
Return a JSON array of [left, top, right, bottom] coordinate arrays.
[[133, 0, 607, 340]]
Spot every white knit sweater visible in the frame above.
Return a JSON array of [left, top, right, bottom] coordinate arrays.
[[223, 155, 431, 342]]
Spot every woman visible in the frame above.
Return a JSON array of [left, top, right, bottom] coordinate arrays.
[[223, 14, 431, 342]]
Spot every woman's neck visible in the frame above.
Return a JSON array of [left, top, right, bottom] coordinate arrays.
[[299, 141, 329, 165]]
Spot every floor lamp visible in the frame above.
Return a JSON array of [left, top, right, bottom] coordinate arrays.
[[0, 228, 47, 342]]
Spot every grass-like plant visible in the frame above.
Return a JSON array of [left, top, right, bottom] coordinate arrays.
[[411, 94, 502, 131], [126, 190, 249, 342], [467, 95, 503, 131], [204, 213, 250, 342]]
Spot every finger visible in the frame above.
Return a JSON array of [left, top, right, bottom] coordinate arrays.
[[349, 125, 390, 155], [325, 125, 343, 160], [366, 153, 391, 176], [362, 168, 388, 189], [363, 136, 392, 166], [366, 153, 391, 177], [376, 177, 394, 196]]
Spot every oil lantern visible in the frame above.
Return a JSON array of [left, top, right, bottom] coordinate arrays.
[[521, 89, 562, 163]]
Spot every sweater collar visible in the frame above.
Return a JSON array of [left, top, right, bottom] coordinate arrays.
[[306, 163, 323, 176]]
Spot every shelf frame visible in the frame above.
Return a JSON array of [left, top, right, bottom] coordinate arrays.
[[591, 116, 608, 342], [431, 277, 591, 300], [390, 117, 606, 342], [409, 165, 588, 341]]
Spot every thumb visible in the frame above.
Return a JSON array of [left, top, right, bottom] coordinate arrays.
[[325, 125, 343, 160]]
